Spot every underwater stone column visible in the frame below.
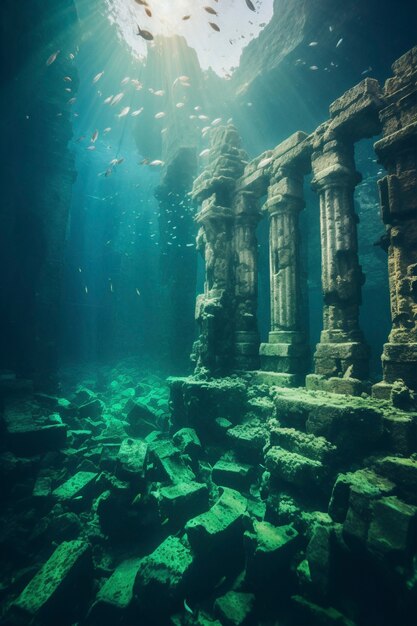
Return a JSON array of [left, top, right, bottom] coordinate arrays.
[[259, 168, 309, 382], [233, 191, 261, 370], [308, 124, 370, 391], [194, 195, 234, 375], [372, 47, 417, 397]]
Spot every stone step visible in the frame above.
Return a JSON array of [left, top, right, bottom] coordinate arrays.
[[265, 447, 329, 491], [268, 420, 338, 464]]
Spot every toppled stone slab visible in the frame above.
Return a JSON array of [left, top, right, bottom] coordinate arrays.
[[53, 471, 98, 501], [11, 540, 92, 623], [89, 557, 142, 622], [268, 421, 337, 464], [116, 438, 148, 480], [245, 521, 299, 585], [272, 388, 383, 454], [212, 460, 254, 490], [375, 456, 417, 505], [173, 427, 202, 456], [186, 487, 247, 553], [134, 536, 194, 614], [156, 481, 209, 524], [214, 591, 255, 626]]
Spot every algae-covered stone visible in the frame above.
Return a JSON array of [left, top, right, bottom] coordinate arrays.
[[173, 427, 202, 456], [89, 557, 142, 622], [226, 419, 267, 460], [265, 447, 326, 489], [157, 481, 209, 523], [116, 438, 148, 479], [12, 540, 92, 623], [367, 496, 417, 560], [186, 487, 247, 552], [214, 591, 255, 626], [268, 422, 337, 464], [244, 521, 299, 585], [212, 459, 254, 490], [134, 536, 194, 614], [376, 456, 417, 505], [78, 398, 103, 419], [126, 399, 161, 437], [53, 471, 98, 501]]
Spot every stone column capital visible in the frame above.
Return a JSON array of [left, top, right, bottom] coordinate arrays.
[[311, 164, 361, 191]]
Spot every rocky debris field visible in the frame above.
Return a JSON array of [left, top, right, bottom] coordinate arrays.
[[0, 364, 416, 626]]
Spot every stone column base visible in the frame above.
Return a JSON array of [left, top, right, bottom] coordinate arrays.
[[381, 342, 417, 391], [259, 331, 309, 376], [234, 331, 260, 371], [313, 341, 370, 380], [306, 374, 370, 396], [371, 381, 393, 400]]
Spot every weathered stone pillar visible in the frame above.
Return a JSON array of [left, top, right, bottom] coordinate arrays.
[[233, 191, 261, 370], [191, 124, 248, 376], [372, 47, 417, 397], [259, 167, 309, 383], [307, 124, 370, 393]]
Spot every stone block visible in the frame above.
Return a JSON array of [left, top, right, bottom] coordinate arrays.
[[3, 401, 67, 455], [376, 456, 417, 505], [265, 447, 326, 490], [185, 487, 247, 553], [157, 482, 209, 524], [11, 540, 92, 623], [116, 438, 148, 481], [134, 536, 194, 614], [173, 428, 202, 457], [78, 398, 103, 419], [214, 591, 255, 626], [126, 399, 161, 437], [53, 471, 98, 501], [212, 460, 254, 490], [226, 419, 267, 461], [367, 496, 417, 560], [268, 422, 337, 464], [89, 557, 142, 622], [382, 412, 417, 456], [244, 521, 299, 585]]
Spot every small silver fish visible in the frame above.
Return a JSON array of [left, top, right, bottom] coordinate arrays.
[[46, 50, 60, 66], [92, 71, 104, 84]]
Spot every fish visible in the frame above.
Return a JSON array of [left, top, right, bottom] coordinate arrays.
[[204, 7, 218, 15], [161, 518, 169, 526], [68, 97, 77, 104], [63, 76, 72, 82], [136, 288, 141, 296], [134, 0, 148, 5], [176, 102, 185, 108], [121, 76, 130, 85], [336, 37, 343, 48], [118, 106, 131, 117], [149, 160, 164, 166], [199, 148, 211, 157], [110, 158, 118, 166], [309, 65, 319, 70], [209, 22, 220, 32], [145, 7, 152, 17], [183, 599, 193, 615], [245, 0, 256, 11], [104, 95, 113, 104], [131, 107, 144, 116], [92, 71, 104, 83], [111, 93, 124, 105], [68, 53, 75, 60], [46, 50, 60, 66], [105, 168, 113, 177], [137, 24, 154, 41], [103, 127, 112, 134], [211, 117, 222, 126], [198, 114, 209, 120], [309, 41, 318, 46], [182, 15, 191, 20], [117, 158, 124, 165], [91, 129, 99, 143], [155, 112, 166, 119], [154, 89, 165, 96], [361, 66, 372, 75]]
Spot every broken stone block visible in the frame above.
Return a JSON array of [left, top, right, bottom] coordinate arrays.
[[78, 398, 103, 419], [53, 471, 98, 502], [11, 540, 92, 624], [342, 469, 396, 544], [116, 438, 148, 480], [376, 456, 417, 505], [126, 399, 161, 437], [156, 482, 209, 525], [306, 524, 339, 598], [226, 419, 267, 461], [214, 591, 255, 626], [265, 447, 326, 490], [88, 557, 142, 624], [186, 487, 247, 553], [367, 496, 417, 561], [382, 412, 417, 456], [32, 472, 53, 500], [212, 459, 254, 490], [173, 427, 202, 457], [134, 536, 194, 615], [244, 521, 299, 585], [159, 455, 196, 485]]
